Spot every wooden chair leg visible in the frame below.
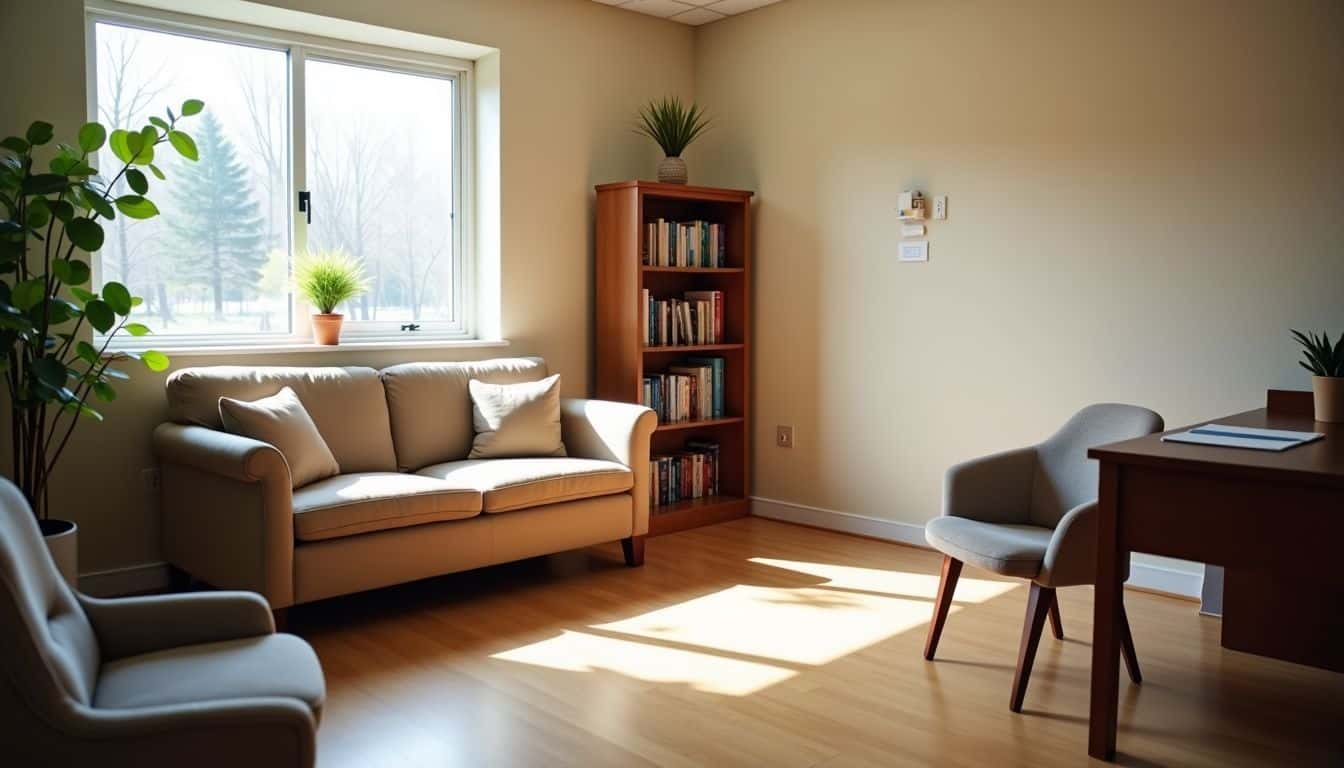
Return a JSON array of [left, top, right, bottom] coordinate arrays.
[[924, 556, 962, 661], [621, 535, 646, 567], [1010, 583, 1054, 713], [1047, 592, 1064, 640], [1119, 599, 1142, 684]]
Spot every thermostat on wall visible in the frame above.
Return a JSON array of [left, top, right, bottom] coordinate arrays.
[[899, 240, 929, 262]]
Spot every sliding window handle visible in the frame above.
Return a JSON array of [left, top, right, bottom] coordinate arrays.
[[298, 190, 312, 224]]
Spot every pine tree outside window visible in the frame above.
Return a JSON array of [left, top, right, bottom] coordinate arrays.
[[88, 9, 473, 348]]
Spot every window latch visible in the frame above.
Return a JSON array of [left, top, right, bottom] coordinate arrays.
[[401, 323, 421, 332], [298, 190, 312, 224]]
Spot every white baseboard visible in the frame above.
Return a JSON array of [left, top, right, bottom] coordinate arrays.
[[749, 496, 1203, 600], [79, 561, 170, 597]]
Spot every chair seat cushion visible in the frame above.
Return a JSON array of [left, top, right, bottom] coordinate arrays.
[[416, 458, 633, 513], [94, 634, 324, 715], [292, 472, 481, 541], [924, 516, 1053, 578]]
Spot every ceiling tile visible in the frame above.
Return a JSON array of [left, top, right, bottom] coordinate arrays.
[[672, 8, 727, 25], [703, 0, 784, 15], [619, 0, 697, 18]]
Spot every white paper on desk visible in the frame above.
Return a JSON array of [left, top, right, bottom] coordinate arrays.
[[1160, 423, 1324, 452]]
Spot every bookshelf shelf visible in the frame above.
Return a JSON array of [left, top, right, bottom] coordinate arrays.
[[595, 180, 754, 537], [654, 416, 745, 433]]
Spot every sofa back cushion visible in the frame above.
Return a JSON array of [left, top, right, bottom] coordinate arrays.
[[166, 366, 398, 473], [381, 357, 550, 471]]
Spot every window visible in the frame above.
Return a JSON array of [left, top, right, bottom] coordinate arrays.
[[88, 9, 472, 346]]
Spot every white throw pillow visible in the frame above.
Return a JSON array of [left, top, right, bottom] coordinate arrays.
[[467, 374, 567, 459], [218, 386, 341, 489]]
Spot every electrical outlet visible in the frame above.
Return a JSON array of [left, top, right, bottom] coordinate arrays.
[[776, 425, 794, 448], [933, 195, 947, 220]]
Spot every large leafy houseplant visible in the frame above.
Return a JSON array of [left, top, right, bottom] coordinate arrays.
[[0, 100, 203, 522], [634, 96, 711, 185]]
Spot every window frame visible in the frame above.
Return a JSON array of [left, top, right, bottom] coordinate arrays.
[[84, 2, 476, 349]]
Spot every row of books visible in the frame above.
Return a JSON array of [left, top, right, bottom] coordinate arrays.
[[644, 219, 726, 268], [641, 289, 723, 346], [641, 357, 725, 423], [651, 440, 720, 508]]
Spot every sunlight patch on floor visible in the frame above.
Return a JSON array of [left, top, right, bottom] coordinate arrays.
[[749, 558, 1020, 603], [490, 629, 795, 695]]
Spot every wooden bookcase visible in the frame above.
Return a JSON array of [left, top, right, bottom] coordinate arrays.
[[594, 181, 753, 536]]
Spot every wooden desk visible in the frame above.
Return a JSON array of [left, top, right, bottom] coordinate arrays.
[[1086, 391, 1344, 761]]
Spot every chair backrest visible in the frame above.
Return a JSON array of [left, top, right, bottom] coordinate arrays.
[[1028, 403, 1164, 528], [0, 479, 100, 711]]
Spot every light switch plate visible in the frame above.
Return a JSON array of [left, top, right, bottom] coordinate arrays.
[[901, 223, 926, 237], [899, 241, 929, 262], [933, 195, 947, 220], [776, 425, 794, 448]]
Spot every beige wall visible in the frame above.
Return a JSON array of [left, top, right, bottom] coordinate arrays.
[[694, 0, 1344, 576], [0, 0, 694, 575]]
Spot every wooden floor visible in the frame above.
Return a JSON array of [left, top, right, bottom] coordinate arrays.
[[293, 517, 1343, 767]]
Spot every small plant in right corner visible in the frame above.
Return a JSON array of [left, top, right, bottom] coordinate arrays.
[[1291, 329, 1344, 378]]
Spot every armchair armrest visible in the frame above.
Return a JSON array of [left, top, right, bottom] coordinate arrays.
[[943, 446, 1037, 524], [152, 422, 296, 608], [80, 592, 276, 662], [560, 398, 657, 535], [1038, 500, 1130, 588]]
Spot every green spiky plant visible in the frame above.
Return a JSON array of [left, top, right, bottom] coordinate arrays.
[[294, 249, 368, 315], [1292, 329, 1344, 378], [634, 96, 711, 158]]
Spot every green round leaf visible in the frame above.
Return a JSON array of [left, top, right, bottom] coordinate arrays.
[[109, 130, 134, 164], [76, 340, 99, 364], [125, 168, 148, 195], [148, 163, 166, 181], [102, 281, 133, 315], [114, 195, 159, 220], [123, 322, 152, 337], [84, 299, 114, 332], [52, 258, 91, 286], [93, 380, 117, 402], [168, 130, 198, 162], [11, 278, 45, 311], [141, 349, 170, 372], [81, 187, 115, 220], [148, 116, 169, 131], [181, 99, 204, 117], [25, 199, 50, 229], [31, 356, 67, 388], [26, 121, 54, 146], [78, 123, 107, 153], [69, 286, 97, 303], [1, 136, 29, 154], [65, 218, 104, 253]]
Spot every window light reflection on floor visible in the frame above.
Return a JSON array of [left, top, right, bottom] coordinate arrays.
[[490, 560, 1021, 695]]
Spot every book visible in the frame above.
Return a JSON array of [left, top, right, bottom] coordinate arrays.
[[642, 290, 725, 348], [1161, 424, 1324, 452], [643, 219, 725, 267], [651, 439, 721, 509]]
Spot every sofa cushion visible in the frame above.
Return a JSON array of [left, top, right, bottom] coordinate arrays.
[[167, 366, 397, 474], [416, 458, 633, 513], [94, 634, 324, 713], [467, 374, 566, 459], [380, 357, 550, 471], [218, 387, 341, 489], [292, 472, 481, 542]]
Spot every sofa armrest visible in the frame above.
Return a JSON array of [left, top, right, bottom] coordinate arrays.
[[561, 398, 657, 536], [152, 423, 296, 608], [80, 592, 276, 662], [943, 446, 1038, 525]]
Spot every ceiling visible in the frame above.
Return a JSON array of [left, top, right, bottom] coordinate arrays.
[[592, 0, 784, 26]]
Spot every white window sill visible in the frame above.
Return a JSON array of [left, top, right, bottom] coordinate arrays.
[[104, 338, 511, 358]]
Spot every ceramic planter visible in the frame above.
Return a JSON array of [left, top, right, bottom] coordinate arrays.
[[658, 156, 688, 185], [312, 313, 344, 345], [1312, 376, 1343, 422], [40, 519, 78, 589]]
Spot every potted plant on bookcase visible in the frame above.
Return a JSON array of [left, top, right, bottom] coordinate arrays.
[[295, 249, 368, 345], [1, 103, 197, 585], [635, 96, 711, 185], [1293, 329, 1344, 422]]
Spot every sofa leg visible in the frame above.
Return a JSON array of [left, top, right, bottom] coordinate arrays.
[[272, 607, 290, 633], [621, 535, 646, 567]]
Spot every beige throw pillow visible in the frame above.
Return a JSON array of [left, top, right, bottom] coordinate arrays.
[[468, 374, 566, 459], [218, 386, 341, 489]]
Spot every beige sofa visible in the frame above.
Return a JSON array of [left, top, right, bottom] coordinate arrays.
[[152, 357, 655, 613]]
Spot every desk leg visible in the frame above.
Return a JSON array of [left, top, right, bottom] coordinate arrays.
[[1089, 462, 1123, 760]]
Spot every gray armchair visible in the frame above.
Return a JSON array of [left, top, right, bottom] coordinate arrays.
[[0, 479, 325, 767], [923, 403, 1163, 712]]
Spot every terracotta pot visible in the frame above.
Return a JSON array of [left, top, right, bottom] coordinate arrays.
[[40, 519, 78, 589], [658, 156, 688, 185], [312, 313, 344, 345], [1312, 376, 1344, 423]]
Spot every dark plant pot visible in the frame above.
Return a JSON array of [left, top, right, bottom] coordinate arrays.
[[40, 518, 78, 589]]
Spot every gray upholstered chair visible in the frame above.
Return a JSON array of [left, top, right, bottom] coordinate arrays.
[[0, 478, 325, 767], [923, 403, 1163, 712]]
